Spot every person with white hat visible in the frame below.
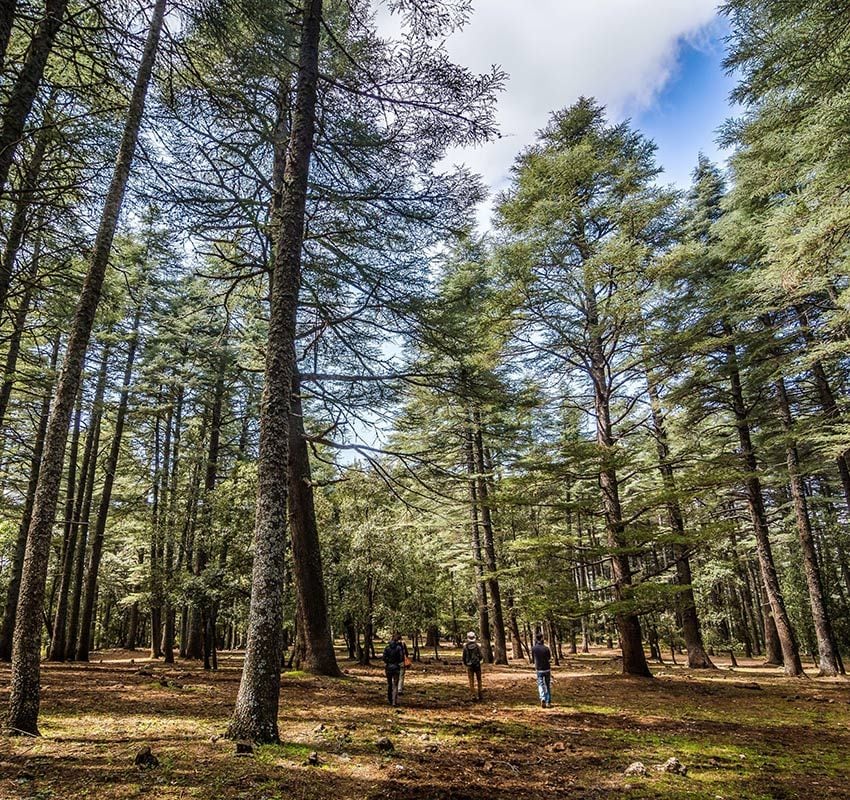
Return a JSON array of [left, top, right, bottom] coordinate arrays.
[[461, 630, 483, 701]]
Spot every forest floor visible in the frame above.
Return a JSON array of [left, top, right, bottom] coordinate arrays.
[[1, 648, 849, 800]]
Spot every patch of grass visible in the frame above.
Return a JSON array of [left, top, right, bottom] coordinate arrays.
[[256, 741, 315, 764]]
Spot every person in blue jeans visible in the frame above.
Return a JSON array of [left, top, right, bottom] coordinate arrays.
[[532, 632, 552, 708]]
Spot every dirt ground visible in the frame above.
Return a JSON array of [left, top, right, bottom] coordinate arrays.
[[1, 647, 849, 799]]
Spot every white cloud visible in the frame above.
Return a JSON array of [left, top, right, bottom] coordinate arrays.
[[377, 0, 720, 226]]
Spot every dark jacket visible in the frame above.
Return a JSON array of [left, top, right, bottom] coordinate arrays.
[[532, 642, 551, 672], [462, 641, 482, 668], [383, 640, 403, 673]]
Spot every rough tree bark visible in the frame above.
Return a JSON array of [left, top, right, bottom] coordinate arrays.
[[7, 0, 165, 733], [227, 0, 323, 744], [288, 368, 341, 676]]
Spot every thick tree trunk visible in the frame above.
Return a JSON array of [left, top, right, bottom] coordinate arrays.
[[227, 0, 323, 745], [288, 368, 340, 676], [76, 308, 142, 661], [775, 375, 842, 675], [644, 369, 714, 669], [723, 326, 803, 677], [7, 0, 165, 733], [49, 348, 109, 661], [472, 408, 508, 664], [0, 334, 58, 660], [0, 0, 68, 198]]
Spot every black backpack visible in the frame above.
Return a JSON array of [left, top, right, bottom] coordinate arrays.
[[465, 642, 482, 667], [383, 642, 401, 668]]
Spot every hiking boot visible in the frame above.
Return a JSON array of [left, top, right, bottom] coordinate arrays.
[[541, 699, 547, 708]]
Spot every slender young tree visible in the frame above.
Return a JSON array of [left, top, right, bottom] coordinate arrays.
[[76, 307, 142, 661]]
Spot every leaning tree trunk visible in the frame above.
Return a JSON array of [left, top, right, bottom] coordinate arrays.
[[723, 326, 803, 677], [0, 0, 18, 73], [49, 387, 82, 659], [0, 0, 68, 199], [48, 347, 109, 661], [775, 375, 842, 676], [472, 408, 508, 664], [65, 369, 105, 661], [0, 225, 45, 433], [0, 105, 51, 326], [76, 308, 142, 661], [288, 368, 341, 676], [227, 0, 323, 745], [0, 334, 58, 660], [644, 368, 714, 669], [6, 0, 165, 732]]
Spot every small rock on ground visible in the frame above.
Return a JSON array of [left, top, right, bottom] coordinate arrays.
[[657, 757, 687, 776], [134, 746, 159, 769]]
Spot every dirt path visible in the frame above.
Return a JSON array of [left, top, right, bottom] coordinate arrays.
[[1, 650, 848, 799]]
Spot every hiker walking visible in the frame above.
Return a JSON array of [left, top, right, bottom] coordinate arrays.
[[532, 631, 552, 708], [397, 634, 411, 695], [383, 633, 404, 706], [462, 631, 483, 701]]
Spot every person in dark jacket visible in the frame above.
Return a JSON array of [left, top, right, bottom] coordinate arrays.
[[532, 631, 552, 708], [383, 634, 404, 706], [462, 631, 483, 700]]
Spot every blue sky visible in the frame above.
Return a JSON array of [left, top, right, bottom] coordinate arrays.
[[377, 0, 733, 226], [635, 23, 737, 189]]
